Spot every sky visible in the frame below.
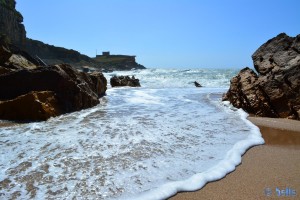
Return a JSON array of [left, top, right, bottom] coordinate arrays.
[[16, 0, 300, 69]]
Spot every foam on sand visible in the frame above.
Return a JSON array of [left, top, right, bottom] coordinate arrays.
[[126, 102, 264, 200]]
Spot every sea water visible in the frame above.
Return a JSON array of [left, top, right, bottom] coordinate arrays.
[[0, 68, 264, 200]]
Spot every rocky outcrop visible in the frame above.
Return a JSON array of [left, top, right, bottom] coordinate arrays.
[[25, 38, 101, 69], [0, 38, 40, 71], [194, 81, 202, 87], [25, 40, 146, 71], [252, 33, 300, 75], [0, 42, 107, 121], [0, 64, 107, 119], [0, 91, 60, 121], [88, 72, 108, 96], [223, 33, 300, 120], [0, 0, 26, 48], [110, 75, 141, 87], [94, 54, 146, 71]]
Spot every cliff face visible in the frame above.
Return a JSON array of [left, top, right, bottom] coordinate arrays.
[[25, 40, 146, 71], [93, 55, 146, 71], [0, 0, 26, 48], [25, 38, 101, 68]]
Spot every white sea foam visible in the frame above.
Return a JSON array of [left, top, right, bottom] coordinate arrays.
[[0, 69, 263, 200], [126, 90, 163, 105], [105, 68, 239, 88], [128, 102, 264, 200]]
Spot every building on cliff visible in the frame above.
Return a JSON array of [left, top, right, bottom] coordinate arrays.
[[101, 51, 110, 56], [96, 52, 136, 62]]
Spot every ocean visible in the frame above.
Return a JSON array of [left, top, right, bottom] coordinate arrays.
[[0, 68, 264, 200]]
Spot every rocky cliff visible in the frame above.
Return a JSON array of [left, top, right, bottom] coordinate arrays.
[[25, 38, 101, 69], [0, 0, 26, 48], [93, 54, 145, 71], [223, 33, 300, 120], [1, 0, 145, 71]]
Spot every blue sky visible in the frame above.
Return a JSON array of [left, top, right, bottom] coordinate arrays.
[[16, 0, 300, 68]]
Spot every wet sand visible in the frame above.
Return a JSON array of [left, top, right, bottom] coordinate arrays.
[[170, 117, 300, 200]]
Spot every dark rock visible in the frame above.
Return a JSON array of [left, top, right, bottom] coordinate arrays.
[[94, 54, 146, 71], [0, 64, 107, 121], [25, 38, 101, 69], [110, 75, 141, 87], [0, 91, 60, 121], [194, 81, 202, 87], [223, 33, 300, 120], [0, 39, 40, 71], [0, 42, 12, 64], [0, 64, 107, 111], [88, 72, 108, 96], [0, 66, 12, 75], [0, 42, 107, 121]]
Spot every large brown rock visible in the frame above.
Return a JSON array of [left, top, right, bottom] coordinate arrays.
[[223, 33, 300, 120], [0, 64, 107, 114], [0, 91, 60, 121], [0, 38, 107, 121]]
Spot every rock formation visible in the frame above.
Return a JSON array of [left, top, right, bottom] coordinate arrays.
[[0, 36, 41, 72], [110, 75, 141, 87], [25, 38, 102, 69], [194, 81, 202, 87], [223, 33, 300, 120], [0, 0, 26, 48], [94, 54, 146, 71], [0, 91, 60, 121], [0, 41, 107, 121]]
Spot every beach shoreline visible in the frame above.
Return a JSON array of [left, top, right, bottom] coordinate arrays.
[[170, 117, 300, 200]]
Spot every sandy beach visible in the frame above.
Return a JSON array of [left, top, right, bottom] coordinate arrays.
[[171, 117, 300, 200]]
